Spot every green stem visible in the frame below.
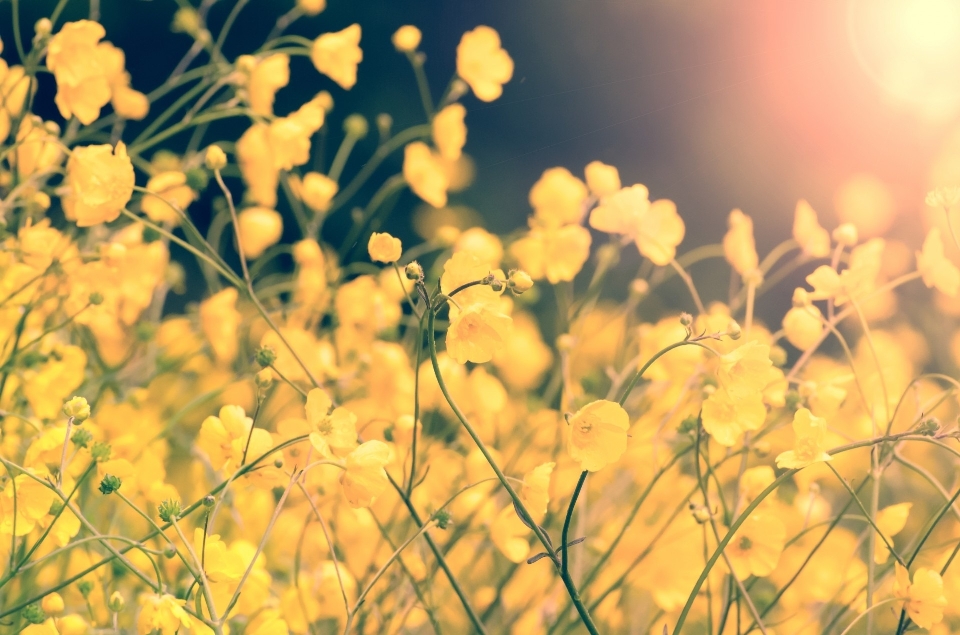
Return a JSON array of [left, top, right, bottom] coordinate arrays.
[[561, 471, 588, 575]]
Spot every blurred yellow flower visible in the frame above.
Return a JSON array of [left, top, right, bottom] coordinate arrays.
[[567, 399, 629, 472], [237, 207, 283, 259], [299, 172, 338, 213], [701, 387, 765, 447], [433, 103, 467, 161], [723, 209, 759, 276], [243, 53, 290, 116], [446, 304, 512, 364], [403, 141, 449, 208], [141, 171, 194, 225], [529, 167, 588, 228], [873, 502, 911, 564], [392, 25, 422, 52], [199, 288, 241, 364], [341, 440, 391, 507], [584, 160, 621, 198], [62, 142, 135, 227], [306, 388, 357, 457], [510, 224, 592, 284], [368, 232, 402, 263], [311, 24, 363, 90], [456, 26, 513, 102], [793, 199, 831, 258], [775, 407, 832, 470], [917, 228, 960, 297], [725, 513, 785, 580], [895, 563, 947, 629], [136, 594, 191, 635], [782, 304, 824, 351], [46, 21, 112, 124]]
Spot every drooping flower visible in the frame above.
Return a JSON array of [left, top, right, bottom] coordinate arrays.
[[340, 440, 391, 508], [62, 142, 135, 226], [368, 232, 402, 263], [311, 24, 363, 90], [895, 564, 948, 629], [782, 292, 824, 351], [456, 26, 514, 102], [775, 407, 832, 470], [725, 513, 785, 580], [567, 399, 629, 472], [917, 228, 960, 297]]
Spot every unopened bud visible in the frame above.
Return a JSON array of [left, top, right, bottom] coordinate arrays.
[[158, 498, 182, 523], [108, 592, 125, 613], [343, 114, 369, 138], [679, 313, 693, 327], [509, 270, 534, 295], [433, 509, 453, 530], [22, 603, 46, 625], [404, 261, 423, 281], [91, 442, 112, 462], [690, 504, 712, 524], [63, 396, 90, 423], [35, 18, 53, 37], [743, 268, 764, 287], [98, 474, 122, 495], [77, 581, 93, 598], [255, 346, 277, 368], [769, 345, 787, 367], [489, 279, 504, 292], [792, 287, 810, 308], [88, 292, 104, 306], [273, 458, 284, 469], [163, 545, 177, 559], [71, 428, 93, 449], [726, 320, 742, 340], [205, 145, 227, 171], [202, 495, 215, 508], [630, 279, 649, 297], [832, 223, 858, 247]]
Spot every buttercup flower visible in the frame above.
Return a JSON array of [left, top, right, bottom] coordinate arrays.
[[584, 160, 621, 198], [403, 141, 449, 208], [136, 594, 191, 635], [341, 440, 391, 508], [917, 228, 960, 297], [237, 207, 283, 259], [567, 399, 629, 472], [725, 513, 785, 580], [62, 142, 135, 226], [723, 209, 759, 276], [305, 388, 357, 457], [510, 224, 592, 284], [141, 171, 195, 224], [243, 53, 290, 116], [446, 303, 512, 364], [793, 199, 831, 258], [529, 167, 588, 228], [895, 564, 947, 629], [433, 103, 467, 161], [775, 407, 832, 469], [701, 387, 766, 447], [299, 172, 338, 213], [46, 21, 112, 124], [368, 232, 402, 263], [311, 24, 363, 90], [873, 502, 911, 564], [392, 25, 422, 52], [456, 26, 514, 101]]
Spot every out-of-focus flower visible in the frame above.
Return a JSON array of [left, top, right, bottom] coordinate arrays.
[[793, 199, 831, 258], [926, 186, 960, 209], [873, 503, 911, 564], [392, 25, 422, 52], [141, 171, 195, 225], [298, 172, 338, 213], [237, 207, 283, 259], [510, 225, 592, 284], [723, 209, 758, 276], [584, 160, 621, 198], [917, 228, 960, 297], [368, 232, 402, 263], [456, 26, 513, 101], [46, 21, 111, 124], [311, 24, 362, 90], [341, 440, 391, 508], [137, 594, 191, 635], [725, 513, 785, 580], [403, 141, 448, 208], [62, 142, 135, 226], [895, 564, 947, 629], [529, 167, 588, 228], [775, 407, 832, 470], [446, 303, 512, 364], [433, 103, 467, 160]]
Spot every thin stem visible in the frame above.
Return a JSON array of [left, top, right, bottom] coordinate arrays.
[[561, 471, 588, 575], [56, 417, 75, 488], [838, 598, 900, 635], [826, 464, 905, 566]]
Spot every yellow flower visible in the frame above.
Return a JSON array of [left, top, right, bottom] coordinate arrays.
[[1, 474, 56, 535], [446, 303, 512, 364], [199, 288, 241, 364], [521, 462, 554, 516], [15, 117, 63, 179], [529, 167, 588, 228], [874, 502, 911, 564], [701, 387, 766, 447], [46, 21, 112, 124], [584, 160, 621, 198], [917, 228, 960, 297], [367, 232, 402, 263], [311, 24, 363, 90], [490, 462, 554, 563], [243, 53, 290, 116], [392, 25, 422, 52], [237, 124, 279, 207], [432, 103, 467, 161], [793, 199, 831, 258], [403, 141, 449, 208], [98, 41, 148, 121], [194, 529, 244, 583], [267, 97, 326, 171], [136, 594, 191, 635], [723, 209, 759, 276], [297, 0, 326, 15], [340, 440, 391, 508], [63, 142, 135, 226], [20, 620, 59, 635], [510, 225, 592, 284], [716, 341, 780, 399], [141, 171, 195, 224], [298, 172, 338, 213], [440, 250, 500, 309], [806, 238, 885, 305], [782, 302, 823, 351], [197, 405, 272, 473], [589, 184, 649, 235], [247, 609, 290, 635], [456, 26, 514, 101], [0, 62, 30, 141], [589, 187, 684, 265], [567, 399, 629, 472], [725, 513, 785, 580], [775, 407, 832, 469], [305, 388, 357, 457], [895, 563, 948, 629], [237, 207, 283, 259]]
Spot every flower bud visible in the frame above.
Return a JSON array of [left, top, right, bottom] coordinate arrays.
[[35, 18, 53, 36], [91, 442, 112, 462], [343, 114, 369, 138], [255, 368, 274, 389], [743, 268, 764, 287], [509, 270, 534, 295], [71, 428, 93, 449], [629, 279, 650, 297], [158, 498, 182, 522], [489, 279, 504, 292], [88, 292, 104, 306], [63, 396, 90, 423], [404, 261, 423, 281], [679, 312, 693, 327], [376, 113, 392, 139], [98, 474, 122, 495], [297, 0, 327, 16], [392, 25, 422, 52], [832, 223, 858, 247], [769, 345, 787, 368], [792, 287, 810, 308], [172, 7, 202, 37], [273, 458, 284, 469], [77, 581, 93, 598], [163, 545, 177, 559], [690, 504, 712, 524], [205, 145, 227, 171], [108, 591, 125, 613], [434, 225, 460, 246], [556, 334, 576, 352], [255, 345, 277, 368], [433, 509, 453, 530], [22, 603, 46, 625], [202, 495, 215, 508], [726, 319, 742, 340], [40, 593, 64, 615]]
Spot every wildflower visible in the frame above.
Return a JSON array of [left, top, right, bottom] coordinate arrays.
[[237, 207, 283, 259], [157, 499, 182, 523], [589, 187, 685, 265], [403, 141, 449, 208], [205, 145, 227, 170], [236, 124, 279, 207], [456, 26, 514, 101], [895, 564, 948, 629], [247, 610, 290, 635], [584, 160, 621, 198], [725, 513, 785, 580], [874, 503, 911, 564], [806, 238, 884, 304], [701, 387, 766, 447], [723, 209, 759, 276], [392, 25, 422, 52], [454, 227, 503, 265], [63, 396, 90, 422], [46, 21, 111, 124], [40, 593, 64, 615], [137, 594, 191, 635], [368, 232, 402, 263], [446, 303, 512, 364], [567, 399, 629, 472], [832, 222, 859, 246], [267, 98, 326, 171], [509, 270, 534, 294], [305, 388, 357, 456], [62, 143, 135, 226], [439, 250, 501, 310], [775, 407, 832, 469], [716, 341, 780, 399], [340, 440, 391, 508], [243, 53, 290, 116], [926, 186, 960, 209], [917, 228, 960, 297], [311, 24, 363, 90], [433, 103, 467, 160], [108, 592, 125, 612], [297, 0, 326, 15], [98, 474, 122, 495], [141, 171, 195, 224], [199, 288, 241, 364], [510, 224, 592, 284], [793, 199, 831, 258], [521, 462, 554, 516], [197, 405, 272, 472], [529, 167, 588, 228], [782, 304, 824, 351], [98, 42, 148, 121], [299, 172, 338, 213], [194, 529, 244, 583]]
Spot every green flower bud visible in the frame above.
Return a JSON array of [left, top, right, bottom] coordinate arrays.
[[91, 442, 112, 462], [678, 415, 699, 435], [22, 603, 46, 625], [142, 226, 162, 243], [163, 545, 177, 559], [489, 279, 504, 293], [158, 498, 182, 523], [108, 591, 125, 613], [77, 580, 93, 598], [71, 428, 93, 449], [185, 168, 209, 191], [98, 474, 122, 495], [432, 509, 453, 530], [343, 114, 369, 138], [202, 495, 215, 508], [255, 346, 277, 368], [88, 292, 104, 306]]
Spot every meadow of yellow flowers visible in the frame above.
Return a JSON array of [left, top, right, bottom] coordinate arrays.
[[2, 1, 960, 634]]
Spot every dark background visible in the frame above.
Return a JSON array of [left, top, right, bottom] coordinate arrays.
[[2, 0, 957, 323]]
